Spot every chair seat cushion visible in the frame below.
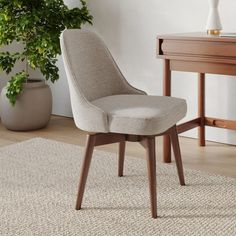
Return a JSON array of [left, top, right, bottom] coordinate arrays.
[[91, 95, 187, 135]]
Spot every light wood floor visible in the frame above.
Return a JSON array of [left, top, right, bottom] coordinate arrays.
[[1, 115, 236, 178]]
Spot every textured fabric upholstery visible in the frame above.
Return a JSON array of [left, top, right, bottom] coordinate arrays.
[[92, 95, 186, 135], [60, 29, 145, 133], [60, 29, 187, 135]]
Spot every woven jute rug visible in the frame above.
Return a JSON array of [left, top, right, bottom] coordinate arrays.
[[0, 138, 235, 236]]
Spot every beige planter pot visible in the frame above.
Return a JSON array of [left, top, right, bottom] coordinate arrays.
[[0, 80, 52, 131]]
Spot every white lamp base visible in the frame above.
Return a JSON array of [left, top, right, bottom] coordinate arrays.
[[206, 0, 222, 35]]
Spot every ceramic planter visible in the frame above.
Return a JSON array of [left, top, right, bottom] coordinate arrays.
[[0, 79, 52, 131]]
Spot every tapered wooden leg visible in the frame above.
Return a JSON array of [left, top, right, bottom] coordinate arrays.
[[169, 126, 185, 186], [163, 135, 171, 163], [141, 137, 157, 219], [163, 59, 172, 163], [76, 135, 96, 210], [198, 73, 206, 147], [118, 141, 126, 177]]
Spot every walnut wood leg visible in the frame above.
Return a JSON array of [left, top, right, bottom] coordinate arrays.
[[163, 59, 172, 163], [198, 73, 206, 146], [140, 137, 157, 219], [169, 126, 185, 186], [76, 135, 96, 210], [163, 136, 171, 163], [118, 141, 126, 177]]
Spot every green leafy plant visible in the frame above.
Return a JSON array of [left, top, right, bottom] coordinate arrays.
[[0, 0, 92, 105]]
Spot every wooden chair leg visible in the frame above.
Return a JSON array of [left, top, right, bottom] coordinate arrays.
[[169, 126, 185, 186], [76, 134, 96, 210], [118, 141, 126, 177], [141, 137, 157, 219]]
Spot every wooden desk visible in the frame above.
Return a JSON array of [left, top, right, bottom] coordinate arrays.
[[157, 32, 236, 163]]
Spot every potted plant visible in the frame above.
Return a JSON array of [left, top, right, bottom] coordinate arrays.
[[0, 0, 92, 131]]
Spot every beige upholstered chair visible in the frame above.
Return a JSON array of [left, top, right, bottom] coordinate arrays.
[[60, 29, 187, 218]]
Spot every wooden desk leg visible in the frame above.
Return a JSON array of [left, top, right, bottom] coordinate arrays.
[[198, 73, 206, 146], [163, 59, 172, 163]]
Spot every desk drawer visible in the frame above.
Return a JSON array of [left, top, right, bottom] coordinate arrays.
[[161, 40, 236, 58]]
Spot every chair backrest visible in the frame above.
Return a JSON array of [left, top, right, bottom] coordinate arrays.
[[60, 29, 142, 102], [60, 29, 144, 133]]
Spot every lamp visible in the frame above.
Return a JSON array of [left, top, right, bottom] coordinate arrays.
[[206, 0, 222, 35]]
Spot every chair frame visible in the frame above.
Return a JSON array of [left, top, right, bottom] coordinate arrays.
[[75, 125, 185, 219]]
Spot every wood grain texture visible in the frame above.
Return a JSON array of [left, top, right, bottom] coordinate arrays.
[[169, 126, 185, 186], [163, 59, 172, 164], [157, 32, 236, 43], [157, 32, 236, 160], [170, 60, 236, 75], [198, 73, 206, 147], [205, 117, 236, 130], [140, 137, 157, 218], [118, 141, 126, 177], [157, 32, 236, 72], [76, 134, 96, 210], [177, 118, 201, 134], [73, 125, 185, 218], [161, 40, 236, 58]]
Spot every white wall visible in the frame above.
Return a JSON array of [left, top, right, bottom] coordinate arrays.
[[0, 43, 25, 96], [56, 0, 236, 144], [2, 0, 236, 145]]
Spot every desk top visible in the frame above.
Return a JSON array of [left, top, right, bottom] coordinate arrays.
[[157, 32, 236, 60], [156, 32, 236, 76], [157, 32, 236, 43], [156, 33, 236, 75]]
